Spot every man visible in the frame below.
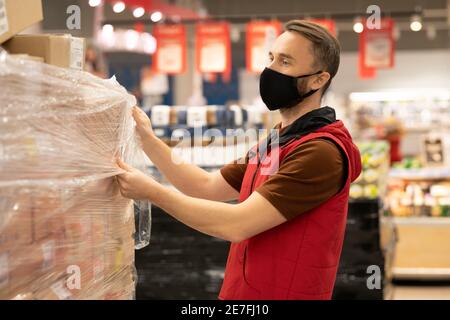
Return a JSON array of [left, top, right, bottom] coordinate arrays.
[[116, 20, 362, 300]]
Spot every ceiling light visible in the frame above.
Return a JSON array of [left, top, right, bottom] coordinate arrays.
[[102, 24, 114, 33], [89, 0, 102, 7], [410, 15, 422, 32], [133, 7, 145, 18], [353, 17, 364, 33], [113, 1, 126, 13], [150, 11, 163, 23]]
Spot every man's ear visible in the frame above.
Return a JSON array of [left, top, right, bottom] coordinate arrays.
[[311, 72, 331, 90]]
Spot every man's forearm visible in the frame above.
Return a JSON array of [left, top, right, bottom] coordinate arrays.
[[149, 182, 243, 242], [141, 135, 213, 198]]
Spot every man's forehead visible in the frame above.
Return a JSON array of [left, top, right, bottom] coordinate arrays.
[[272, 31, 312, 56]]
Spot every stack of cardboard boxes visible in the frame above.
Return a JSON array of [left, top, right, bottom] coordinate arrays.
[[0, 0, 137, 300], [0, 0, 43, 44], [0, 0, 85, 70]]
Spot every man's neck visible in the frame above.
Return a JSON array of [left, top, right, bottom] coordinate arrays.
[[279, 96, 321, 128]]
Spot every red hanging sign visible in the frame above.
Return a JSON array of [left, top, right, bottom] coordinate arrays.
[[360, 18, 395, 69], [106, 0, 153, 11], [246, 21, 281, 73], [153, 24, 187, 74], [358, 48, 377, 79], [308, 19, 336, 36], [195, 22, 231, 75]]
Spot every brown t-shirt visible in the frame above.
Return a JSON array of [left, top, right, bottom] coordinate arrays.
[[220, 138, 345, 220]]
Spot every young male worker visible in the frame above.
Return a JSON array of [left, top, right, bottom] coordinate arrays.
[[116, 20, 362, 300]]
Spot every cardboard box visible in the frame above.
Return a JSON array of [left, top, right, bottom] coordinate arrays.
[[31, 192, 63, 242], [0, 210, 33, 248], [0, 238, 66, 298], [4, 34, 85, 70], [34, 280, 74, 300], [0, 0, 43, 44], [0, 190, 33, 248], [9, 54, 44, 62]]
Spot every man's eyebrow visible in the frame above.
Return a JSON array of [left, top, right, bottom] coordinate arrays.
[[269, 52, 296, 61], [279, 53, 295, 60]]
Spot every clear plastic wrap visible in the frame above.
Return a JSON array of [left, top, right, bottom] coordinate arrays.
[[0, 49, 148, 299], [134, 200, 151, 250]]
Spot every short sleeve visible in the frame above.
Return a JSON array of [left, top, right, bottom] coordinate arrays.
[[220, 155, 248, 192], [256, 139, 344, 220]]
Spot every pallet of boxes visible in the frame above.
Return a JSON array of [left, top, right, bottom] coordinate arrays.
[[0, 0, 140, 299]]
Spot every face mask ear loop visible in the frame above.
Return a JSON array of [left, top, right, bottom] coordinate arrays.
[[295, 70, 323, 80], [293, 70, 323, 89], [293, 70, 323, 97]]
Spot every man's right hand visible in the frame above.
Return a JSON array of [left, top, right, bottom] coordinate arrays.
[[130, 106, 238, 202], [132, 106, 156, 142]]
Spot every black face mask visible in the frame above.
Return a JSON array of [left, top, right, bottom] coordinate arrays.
[[259, 67, 322, 111]]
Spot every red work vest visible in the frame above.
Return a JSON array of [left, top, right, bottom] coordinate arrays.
[[219, 121, 361, 300]]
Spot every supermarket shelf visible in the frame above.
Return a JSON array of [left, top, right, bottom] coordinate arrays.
[[391, 216, 450, 225], [349, 197, 382, 205], [389, 167, 450, 180], [393, 268, 450, 280]]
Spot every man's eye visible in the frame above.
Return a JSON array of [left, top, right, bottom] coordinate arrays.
[[281, 59, 289, 66]]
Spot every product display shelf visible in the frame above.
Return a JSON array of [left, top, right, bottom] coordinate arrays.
[[389, 219, 450, 280], [389, 167, 450, 181], [387, 167, 450, 280]]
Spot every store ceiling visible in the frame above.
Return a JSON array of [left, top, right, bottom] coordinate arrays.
[[200, 0, 450, 51], [41, 0, 449, 51], [203, 0, 448, 17]]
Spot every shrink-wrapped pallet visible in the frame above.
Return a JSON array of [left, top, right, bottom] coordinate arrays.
[[0, 49, 144, 299]]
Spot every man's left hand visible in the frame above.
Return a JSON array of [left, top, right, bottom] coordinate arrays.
[[116, 158, 159, 200]]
